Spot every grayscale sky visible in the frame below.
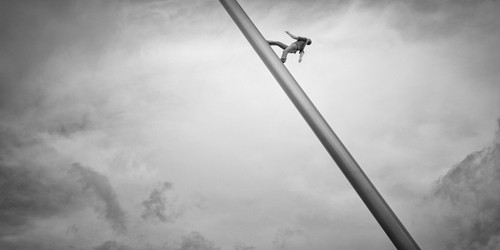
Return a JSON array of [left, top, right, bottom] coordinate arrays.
[[1, 0, 500, 249]]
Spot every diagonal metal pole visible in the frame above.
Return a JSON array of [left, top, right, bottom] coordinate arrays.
[[219, 0, 421, 249]]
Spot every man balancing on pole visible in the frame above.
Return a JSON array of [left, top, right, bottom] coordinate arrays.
[[267, 31, 312, 63]]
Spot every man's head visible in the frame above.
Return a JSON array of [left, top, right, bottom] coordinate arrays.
[[307, 39, 312, 45]]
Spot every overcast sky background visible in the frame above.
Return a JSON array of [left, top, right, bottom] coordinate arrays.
[[1, 0, 500, 249]]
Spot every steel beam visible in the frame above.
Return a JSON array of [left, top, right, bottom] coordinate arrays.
[[219, 0, 421, 249]]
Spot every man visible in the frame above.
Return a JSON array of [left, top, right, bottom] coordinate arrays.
[[267, 31, 312, 63]]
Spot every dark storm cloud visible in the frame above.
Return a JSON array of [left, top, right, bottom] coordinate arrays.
[[427, 120, 500, 249], [0, 240, 73, 250], [0, 127, 126, 248], [50, 113, 94, 137], [0, 128, 83, 237], [0, 160, 78, 234], [0, 0, 226, 122], [176, 231, 221, 250], [0, 124, 128, 247], [0, 0, 119, 116], [141, 181, 183, 223], [94, 240, 132, 250], [71, 163, 128, 234]]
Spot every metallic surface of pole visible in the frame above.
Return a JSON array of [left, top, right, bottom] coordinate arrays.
[[219, 0, 421, 249]]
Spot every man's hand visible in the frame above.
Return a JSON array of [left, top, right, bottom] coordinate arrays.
[[298, 58, 302, 63], [285, 31, 297, 39]]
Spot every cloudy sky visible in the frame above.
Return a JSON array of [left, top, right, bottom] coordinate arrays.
[[1, 0, 500, 249]]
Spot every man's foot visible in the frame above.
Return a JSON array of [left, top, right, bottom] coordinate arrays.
[[281, 57, 286, 63]]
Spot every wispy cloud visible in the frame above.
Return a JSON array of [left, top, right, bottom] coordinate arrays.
[[272, 228, 306, 249], [71, 163, 127, 234], [176, 231, 221, 250], [141, 181, 183, 223], [423, 121, 500, 249]]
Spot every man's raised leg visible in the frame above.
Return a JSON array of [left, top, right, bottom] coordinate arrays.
[[267, 40, 288, 50]]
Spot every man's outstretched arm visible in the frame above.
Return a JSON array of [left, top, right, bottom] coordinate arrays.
[[285, 31, 298, 39]]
